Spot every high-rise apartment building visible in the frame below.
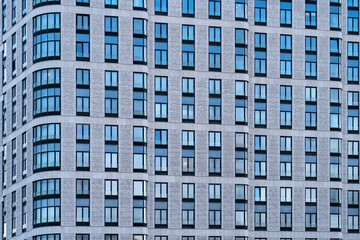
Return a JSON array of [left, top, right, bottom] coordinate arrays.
[[0, 0, 359, 239]]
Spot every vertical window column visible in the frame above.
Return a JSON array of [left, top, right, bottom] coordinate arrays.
[[133, 19, 147, 64], [11, 86, 16, 131], [133, 180, 147, 226], [235, 29, 248, 73], [348, 91, 359, 133], [330, 188, 341, 231], [235, 184, 248, 228], [330, 138, 341, 181], [105, 71, 118, 117], [182, 78, 195, 122], [76, 124, 90, 171], [254, 33, 266, 76], [330, 88, 341, 131], [11, 191, 15, 236], [347, 42, 359, 84], [254, 84, 267, 127], [280, 35, 292, 77], [330, 38, 341, 80], [305, 188, 317, 231], [305, 87, 317, 129], [305, 0, 317, 28], [209, 79, 221, 124], [209, 184, 221, 228], [254, 0, 266, 25], [105, 125, 118, 171], [209, 132, 221, 176], [348, 0, 359, 34], [21, 132, 27, 177], [154, 183, 167, 228], [280, 136, 292, 180], [330, 0, 341, 31], [133, 126, 147, 171], [280, 0, 292, 27], [182, 25, 195, 70], [21, 78, 27, 124], [209, 27, 221, 71], [305, 137, 317, 180], [104, 179, 118, 226], [280, 187, 292, 231], [254, 187, 267, 230], [305, 36, 317, 79], [235, 81, 248, 125], [280, 86, 292, 128], [76, 69, 90, 116], [155, 76, 168, 121], [348, 141, 359, 183], [11, 138, 16, 182], [104, 16, 118, 63], [11, 33, 16, 78], [348, 190, 359, 232], [155, 129, 168, 174], [182, 131, 195, 175], [133, 73, 147, 118], [182, 183, 195, 228], [155, 23, 168, 68], [76, 179, 90, 226], [235, 133, 248, 177], [21, 186, 26, 231], [76, 14, 90, 61], [254, 136, 267, 178]]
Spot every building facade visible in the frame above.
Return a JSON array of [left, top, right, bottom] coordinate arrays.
[[0, 0, 360, 239]]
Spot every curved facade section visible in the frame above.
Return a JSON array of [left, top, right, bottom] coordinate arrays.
[[0, 0, 359, 240]]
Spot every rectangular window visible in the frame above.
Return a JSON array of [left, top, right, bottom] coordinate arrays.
[[348, 1, 359, 34], [330, 1, 341, 30], [280, 136, 292, 179], [209, 79, 221, 123], [155, 183, 167, 228], [255, 0, 266, 25], [155, 23, 168, 68], [305, 188, 317, 230], [235, 29, 248, 73], [105, 0, 118, 8], [348, 91, 359, 133], [209, 132, 221, 176], [330, 88, 341, 131], [254, 33, 266, 76], [155, 0, 167, 15], [77, 124, 90, 171], [155, 76, 168, 121], [182, 25, 195, 70], [254, 84, 267, 127], [348, 190, 359, 232], [105, 125, 118, 171], [305, 0, 317, 28], [76, 14, 90, 61], [254, 136, 267, 178], [280, 187, 292, 230], [235, 81, 248, 124], [209, 0, 221, 19], [76, 69, 90, 116], [280, 86, 292, 128], [305, 36, 317, 78], [182, 131, 195, 175], [348, 141, 359, 183], [77, 0, 90, 6], [330, 138, 341, 181], [22, 24, 27, 69], [235, 0, 247, 20], [133, 180, 147, 226], [183, 0, 194, 17], [209, 27, 221, 71], [76, 179, 90, 226], [305, 137, 317, 180], [105, 180, 118, 226], [209, 184, 221, 228], [280, 35, 292, 77], [133, 18, 147, 64], [133, 73, 147, 118], [235, 184, 248, 228], [133, 126, 147, 171], [280, 0, 292, 27], [305, 87, 317, 129], [155, 129, 168, 174], [330, 38, 341, 80], [330, 188, 341, 231], [235, 133, 248, 177], [105, 16, 118, 62], [182, 78, 195, 122], [254, 187, 267, 230], [105, 71, 118, 117], [348, 42, 359, 84], [134, 0, 147, 10]]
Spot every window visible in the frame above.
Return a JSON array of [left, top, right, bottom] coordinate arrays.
[[235, 81, 248, 124], [155, 130, 168, 174], [235, 184, 248, 228], [76, 69, 90, 116], [235, 0, 247, 20], [348, 141, 359, 183], [254, 33, 266, 76], [330, 88, 341, 131], [182, 78, 195, 122], [22, 131, 27, 177], [209, 27, 221, 71], [209, 132, 221, 176], [209, 79, 221, 123], [133, 180, 147, 226], [305, 188, 317, 230], [209, 0, 221, 18], [254, 187, 267, 230], [76, 235, 89, 240], [348, 91, 359, 133], [33, 124, 61, 172], [305, 87, 317, 129], [182, 183, 195, 228], [133, 19, 147, 64], [76, 124, 90, 171], [280, 86, 292, 128], [183, 0, 194, 17], [105, 16, 118, 62], [155, 23, 168, 68], [330, 188, 341, 231], [330, 138, 341, 181], [235, 133, 248, 177], [305, 137, 317, 180], [280, 35, 292, 77], [305, 36, 317, 78], [155, 76, 168, 121], [348, 1, 359, 34], [105, 71, 118, 117], [33, 179, 61, 227], [280, 136, 292, 179], [254, 0, 266, 25], [280, 0, 292, 27], [133, 73, 147, 118], [348, 42, 359, 83], [280, 187, 292, 230], [348, 190, 359, 232], [76, 15, 90, 61], [182, 25, 195, 70], [235, 29, 248, 73], [209, 184, 221, 228], [11, 33, 16, 77], [254, 136, 267, 178], [330, 0, 341, 30], [77, 0, 90, 6], [133, 126, 147, 171], [22, 24, 27, 69], [76, 179, 90, 226], [182, 131, 195, 175], [105, 0, 118, 8], [33, 13, 61, 62], [155, 183, 167, 227], [254, 84, 267, 127], [134, 0, 146, 10], [105, 180, 118, 226], [33, 0, 60, 8], [105, 125, 118, 171], [305, 0, 317, 28], [330, 38, 341, 80], [33, 235, 60, 240], [155, 0, 167, 14]]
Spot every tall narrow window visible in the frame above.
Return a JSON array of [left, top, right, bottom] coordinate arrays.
[[155, 0, 167, 15], [133, 180, 147, 226], [155, 130, 168, 174], [235, 81, 248, 124], [330, 189, 341, 231], [209, 79, 221, 124], [330, 88, 341, 131], [280, 86, 292, 128], [254, 33, 266, 76], [209, 132, 221, 176], [76, 14, 90, 61], [348, 190, 359, 232], [348, 0, 359, 34], [182, 25, 195, 70], [155, 23, 168, 68], [254, 187, 267, 230], [155, 76, 168, 121], [209, 0, 221, 19], [305, 87, 317, 129], [76, 179, 90, 226], [182, 78, 195, 122], [235, 185, 248, 228], [76, 69, 90, 116], [76, 124, 90, 171], [280, 136, 292, 180], [133, 19, 147, 64], [330, 38, 341, 80], [105, 180, 118, 226], [182, 183, 195, 228], [305, 137, 317, 180], [348, 141, 359, 183], [133, 126, 147, 171], [254, 0, 266, 25], [280, 35, 292, 77], [280, 187, 292, 231], [280, 0, 292, 27], [105, 125, 118, 171], [209, 184, 221, 228], [254, 84, 266, 127], [133, 0, 147, 10], [235, 133, 248, 177], [348, 91, 359, 133], [11, 33, 16, 78], [330, 0, 341, 30], [330, 138, 341, 181], [254, 136, 267, 178], [305, 36, 317, 79], [105, 71, 118, 117], [182, 0, 194, 17], [133, 73, 147, 118], [305, 188, 317, 231], [235, 29, 248, 73], [235, 0, 247, 21], [154, 183, 167, 228], [22, 24, 27, 70], [305, 0, 317, 28], [182, 131, 195, 175], [209, 27, 221, 71], [105, 16, 118, 62], [348, 42, 359, 84]]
